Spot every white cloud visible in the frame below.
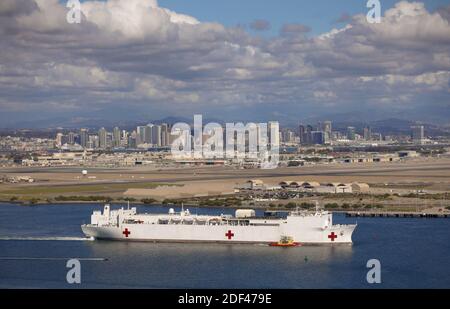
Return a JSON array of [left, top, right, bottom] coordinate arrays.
[[0, 0, 449, 125], [364, 1, 450, 46]]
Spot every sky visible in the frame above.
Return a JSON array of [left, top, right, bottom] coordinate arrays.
[[1, 0, 450, 128], [160, 0, 449, 36]]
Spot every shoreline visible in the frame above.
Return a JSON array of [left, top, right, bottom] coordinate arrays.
[[1, 200, 449, 216]]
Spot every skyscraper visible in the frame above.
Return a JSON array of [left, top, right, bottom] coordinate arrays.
[[68, 132, 76, 145], [347, 127, 356, 140], [79, 128, 88, 148], [305, 125, 313, 144], [161, 123, 169, 146], [298, 124, 305, 144], [152, 125, 162, 146], [136, 126, 146, 145], [281, 129, 295, 143], [363, 126, 372, 141], [98, 127, 107, 149], [323, 121, 332, 135], [113, 127, 121, 147], [128, 131, 137, 149], [144, 124, 153, 144], [268, 121, 280, 148], [55, 133, 63, 148], [88, 135, 98, 149], [411, 125, 424, 144], [311, 131, 325, 145], [322, 120, 332, 143], [121, 130, 129, 147]]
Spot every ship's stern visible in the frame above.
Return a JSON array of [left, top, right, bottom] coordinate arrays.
[[81, 224, 98, 239]]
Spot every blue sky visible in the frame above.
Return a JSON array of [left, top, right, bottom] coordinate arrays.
[[159, 0, 450, 36], [73, 0, 450, 36], [2, 0, 450, 127]]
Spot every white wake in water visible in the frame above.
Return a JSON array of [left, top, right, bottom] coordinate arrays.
[[0, 236, 94, 241]]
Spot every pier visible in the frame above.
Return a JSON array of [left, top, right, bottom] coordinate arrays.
[[345, 211, 450, 218]]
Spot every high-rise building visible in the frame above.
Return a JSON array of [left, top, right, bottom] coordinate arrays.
[[128, 131, 137, 149], [88, 135, 99, 149], [79, 128, 88, 148], [311, 131, 325, 145], [113, 127, 121, 147], [323, 121, 332, 142], [363, 126, 372, 141], [55, 133, 63, 148], [98, 127, 107, 149], [298, 125, 305, 144], [268, 121, 280, 149], [305, 125, 313, 144], [332, 131, 340, 140], [411, 125, 424, 144], [136, 126, 146, 145], [106, 132, 113, 148], [323, 121, 332, 135], [144, 124, 153, 144], [161, 123, 169, 146], [152, 125, 162, 146], [281, 129, 294, 143], [121, 130, 129, 147], [68, 132, 76, 145], [347, 127, 356, 140]]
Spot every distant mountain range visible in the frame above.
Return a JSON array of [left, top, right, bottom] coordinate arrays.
[[1, 115, 449, 137]]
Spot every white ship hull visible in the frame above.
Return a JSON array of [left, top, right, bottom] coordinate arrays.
[[81, 205, 356, 245]]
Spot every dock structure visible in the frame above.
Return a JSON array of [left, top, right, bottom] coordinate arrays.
[[345, 212, 450, 218]]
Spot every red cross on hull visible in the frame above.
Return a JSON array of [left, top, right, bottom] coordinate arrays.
[[122, 228, 131, 238], [328, 232, 337, 241], [225, 230, 234, 240]]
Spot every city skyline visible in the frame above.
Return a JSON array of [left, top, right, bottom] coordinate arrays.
[[49, 119, 427, 151], [0, 0, 450, 127]]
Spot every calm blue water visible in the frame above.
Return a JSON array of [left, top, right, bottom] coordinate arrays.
[[0, 203, 449, 288]]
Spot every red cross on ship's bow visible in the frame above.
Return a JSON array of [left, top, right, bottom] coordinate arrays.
[[328, 232, 337, 241]]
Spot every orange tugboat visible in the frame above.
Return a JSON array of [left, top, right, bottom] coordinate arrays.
[[269, 236, 301, 247]]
